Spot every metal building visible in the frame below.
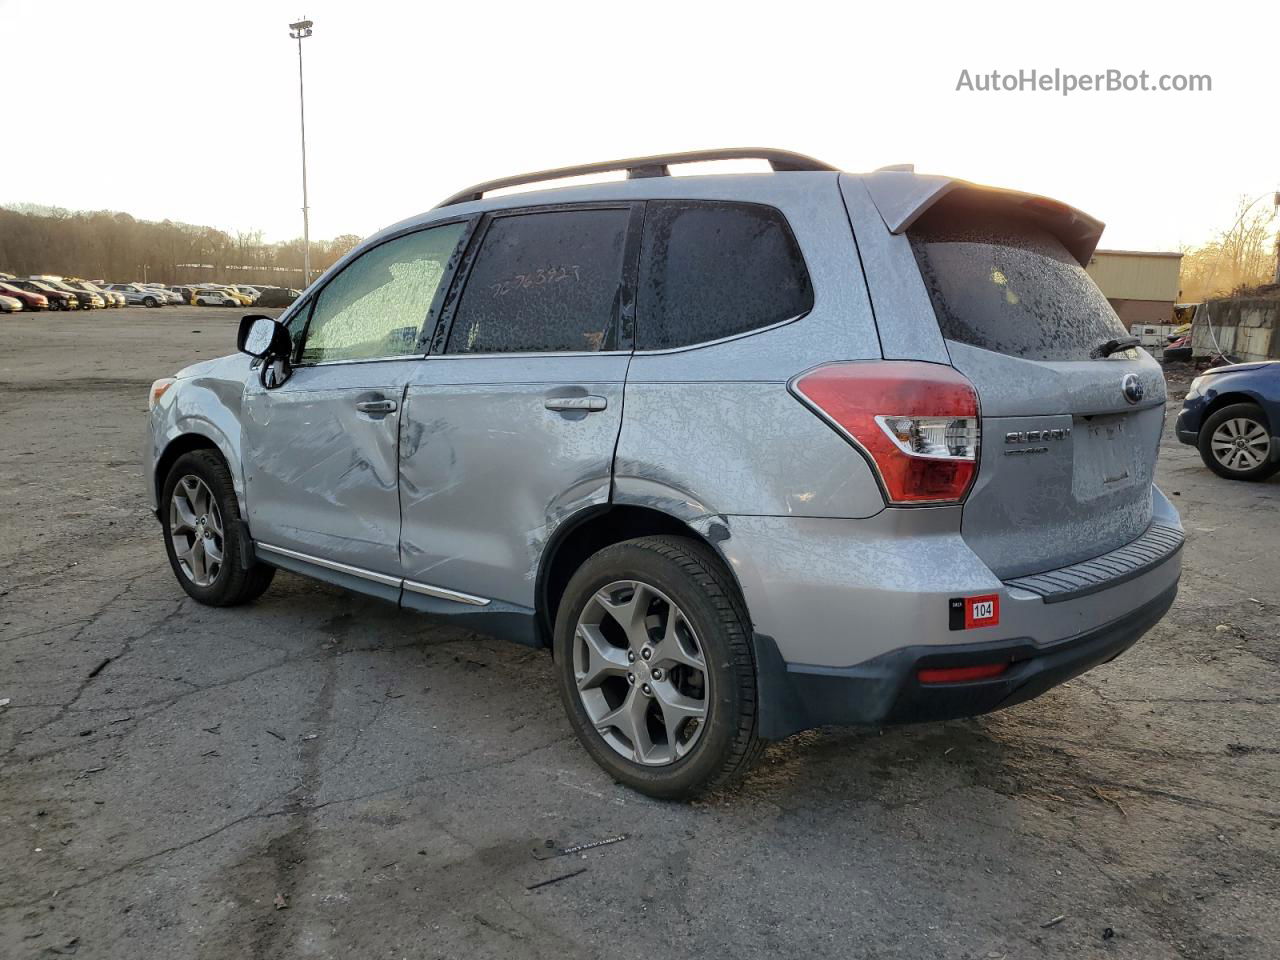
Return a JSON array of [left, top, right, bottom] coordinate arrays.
[[1085, 249, 1183, 327]]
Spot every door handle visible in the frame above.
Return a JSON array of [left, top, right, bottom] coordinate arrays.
[[355, 399, 398, 414], [545, 395, 607, 413]]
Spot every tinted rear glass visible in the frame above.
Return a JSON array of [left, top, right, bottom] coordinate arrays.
[[447, 208, 628, 354], [637, 201, 812, 350], [909, 199, 1128, 361]]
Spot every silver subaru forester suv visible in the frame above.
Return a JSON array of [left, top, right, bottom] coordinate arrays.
[[145, 149, 1182, 799]]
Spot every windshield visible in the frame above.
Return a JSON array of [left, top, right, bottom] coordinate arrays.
[[909, 199, 1129, 362]]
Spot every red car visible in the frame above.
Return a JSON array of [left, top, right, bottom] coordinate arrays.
[[6, 279, 75, 310], [0, 281, 49, 310]]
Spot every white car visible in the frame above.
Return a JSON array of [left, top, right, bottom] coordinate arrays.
[[0, 293, 22, 313], [143, 284, 183, 305], [194, 290, 239, 307]]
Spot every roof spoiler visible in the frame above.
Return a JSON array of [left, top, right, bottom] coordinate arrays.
[[437, 148, 838, 207], [859, 171, 1105, 266]]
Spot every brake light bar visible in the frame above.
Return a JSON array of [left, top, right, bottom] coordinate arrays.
[[790, 361, 980, 505]]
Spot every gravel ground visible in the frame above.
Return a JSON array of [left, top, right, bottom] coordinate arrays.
[[1, 308, 1277, 959]]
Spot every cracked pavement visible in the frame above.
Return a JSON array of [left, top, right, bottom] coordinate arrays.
[[2, 309, 1278, 958]]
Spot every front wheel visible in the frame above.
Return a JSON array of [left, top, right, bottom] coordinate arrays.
[[161, 450, 275, 605], [144, 296, 158, 307], [554, 536, 762, 800], [1198, 402, 1279, 482]]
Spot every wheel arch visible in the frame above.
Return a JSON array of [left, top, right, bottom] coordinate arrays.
[[154, 430, 239, 513], [1203, 390, 1269, 427], [535, 503, 744, 649]]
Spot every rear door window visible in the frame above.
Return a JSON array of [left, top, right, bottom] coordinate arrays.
[[446, 208, 629, 354], [637, 200, 812, 350], [909, 199, 1130, 362]]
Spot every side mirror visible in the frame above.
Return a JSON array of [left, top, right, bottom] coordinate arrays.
[[238, 314, 291, 359]]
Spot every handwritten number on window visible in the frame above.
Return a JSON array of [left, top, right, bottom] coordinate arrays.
[[490, 265, 580, 298]]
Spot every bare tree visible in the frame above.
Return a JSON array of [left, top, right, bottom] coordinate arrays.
[[1180, 196, 1279, 301]]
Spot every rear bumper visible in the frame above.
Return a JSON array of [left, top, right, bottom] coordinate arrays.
[[752, 584, 1176, 738], [718, 487, 1183, 740]]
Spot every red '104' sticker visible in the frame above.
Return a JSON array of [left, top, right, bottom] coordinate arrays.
[[948, 594, 1001, 630]]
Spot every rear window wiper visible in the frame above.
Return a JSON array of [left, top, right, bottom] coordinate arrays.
[[1092, 336, 1141, 359]]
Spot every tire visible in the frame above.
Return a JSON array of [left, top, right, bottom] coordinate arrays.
[[1197, 402, 1279, 482], [553, 535, 762, 800], [144, 296, 158, 308], [161, 450, 275, 605]]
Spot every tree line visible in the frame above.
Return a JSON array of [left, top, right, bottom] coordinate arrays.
[[0, 203, 363, 287], [1179, 197, 1279, 303]]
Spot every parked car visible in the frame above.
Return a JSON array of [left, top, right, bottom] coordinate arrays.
[[71, 280, 125, 307], [194, 289, 239, 306], [9, 279, 76, 310], [0, 294, 21, 313], [169, 286, 198, 304], [60, 280, 112, 309], [0, 280, 49, 310], [144, 149, 1182, 799], [143, 283, 183, 305], [214, 286, 253, 306], [106, 283, 165, 307], [252, 287, 300, 308], [1175, 360, 1280, 481], [44, 278, 104, 308]]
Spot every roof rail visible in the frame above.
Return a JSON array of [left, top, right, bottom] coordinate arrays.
[[436, 148, 838, 207]]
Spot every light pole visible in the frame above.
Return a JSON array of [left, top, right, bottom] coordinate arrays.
[[289, 18, 314, 287], [1273, 192, 1279, 285]]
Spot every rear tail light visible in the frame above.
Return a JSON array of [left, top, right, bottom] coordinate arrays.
[[790, 361, 980, 505]]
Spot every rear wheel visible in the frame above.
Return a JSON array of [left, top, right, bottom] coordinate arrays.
[[1198, 402, 1279, 481], [161, 450, 275, 605], [554, 536, 762, 800]]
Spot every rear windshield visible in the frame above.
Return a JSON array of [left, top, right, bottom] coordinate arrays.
[[909, 199, 1128, 361]]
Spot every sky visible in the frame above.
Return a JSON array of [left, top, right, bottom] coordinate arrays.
[[1, 0, 1275, 252]]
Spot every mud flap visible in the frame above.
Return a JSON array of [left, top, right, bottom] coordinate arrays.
[[234, 519, 256, 570]]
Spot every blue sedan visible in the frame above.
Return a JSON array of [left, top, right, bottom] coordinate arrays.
[[1176, 361, 1280, 481]]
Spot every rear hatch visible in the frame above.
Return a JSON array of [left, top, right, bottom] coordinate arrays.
[[905, 190, 1166, 579]]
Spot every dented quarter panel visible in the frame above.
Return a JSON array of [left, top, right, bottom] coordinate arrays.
[[399, 354, 629, 606], [241, 359, 417, 575], [615, 381, 885, 519]]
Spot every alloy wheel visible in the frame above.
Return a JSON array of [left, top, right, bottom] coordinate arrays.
[[1210, 417, 1270, 472], [169, 474, 224, 587], [573, 579, 709, 766]]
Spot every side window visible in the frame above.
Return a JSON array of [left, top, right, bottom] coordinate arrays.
[[446, 208, 629, 354], [637, 201, 812, 350], [285, 298, 311, 345], [300, 222, 465, 364]]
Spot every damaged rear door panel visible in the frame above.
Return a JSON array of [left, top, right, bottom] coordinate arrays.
[[397, 204, 641, 632]]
